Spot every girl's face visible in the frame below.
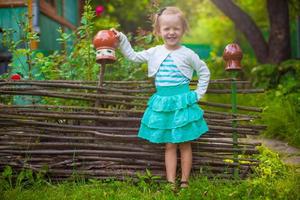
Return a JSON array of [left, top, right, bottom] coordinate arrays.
[[158, 14, 184, 50]]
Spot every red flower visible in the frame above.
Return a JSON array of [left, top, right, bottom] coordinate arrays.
[[11, 74, 21, 81], [95, 5, 104, 16]]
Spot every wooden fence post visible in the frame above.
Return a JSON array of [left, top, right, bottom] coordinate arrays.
[[93, 30, 118, 108], [95, 63, 105, 107]]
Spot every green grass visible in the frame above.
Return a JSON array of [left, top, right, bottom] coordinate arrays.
[[1, 173, 299, 200], [1, 147, 299, 200]]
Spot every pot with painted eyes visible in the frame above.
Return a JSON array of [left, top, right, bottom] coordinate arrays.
[[93, 30, 118, 64]]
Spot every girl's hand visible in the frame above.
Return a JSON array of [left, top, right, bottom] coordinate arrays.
[[110, 28, 120, 39]]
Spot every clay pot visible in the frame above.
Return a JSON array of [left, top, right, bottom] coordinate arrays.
[[93, 30, 118, 64], [223, 43, 243, 71]]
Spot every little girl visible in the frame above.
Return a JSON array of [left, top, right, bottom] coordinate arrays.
[[112, 6, 210, 188]]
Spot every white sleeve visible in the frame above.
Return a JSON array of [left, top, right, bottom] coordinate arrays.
[[190, 52, 210, 101], [118, 32, 154, 63]]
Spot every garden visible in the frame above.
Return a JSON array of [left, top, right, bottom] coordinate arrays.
[[0, 0, 299, 199]]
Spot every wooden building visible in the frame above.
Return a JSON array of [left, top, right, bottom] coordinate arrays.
[[0, 0, 83, 75]]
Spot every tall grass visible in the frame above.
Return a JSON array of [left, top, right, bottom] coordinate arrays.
[[260, 92, 300, 147]]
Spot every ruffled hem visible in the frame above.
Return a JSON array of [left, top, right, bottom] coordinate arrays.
[[141, 104, 204, 129], [147, 91, 198, 112], [138, 119, 208, 143]]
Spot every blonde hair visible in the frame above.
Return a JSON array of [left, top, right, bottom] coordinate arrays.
[[152, 6, 189, 36]]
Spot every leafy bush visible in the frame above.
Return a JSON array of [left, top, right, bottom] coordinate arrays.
[[258, 91, 300, 147], [251, 59, 300, 92], [250, 59, 300, 147], [246, 146, 299, 200]]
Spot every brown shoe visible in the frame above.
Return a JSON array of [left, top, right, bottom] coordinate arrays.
[[180, 181, 189, 188]]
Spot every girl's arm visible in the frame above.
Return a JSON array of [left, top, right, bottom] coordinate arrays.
[[190, 53, 210, 101], [113, 29, 154, 63]]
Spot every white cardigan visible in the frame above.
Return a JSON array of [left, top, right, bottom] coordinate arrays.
[[118, 32, 210, 100]]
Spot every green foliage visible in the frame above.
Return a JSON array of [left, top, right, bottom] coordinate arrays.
[[234, 0, 269, 29], [180, 0, 235, 54], [105, 32, 156, 81], [177, 0, 268, 57], [39, 2, 99, 81], [0, 13, 39, 80], [33, 52, 62, 80], [1, 166, 13, 190], [254, 146, 288, 179], [0, 0, 157, 84], [136, 169, 161, 192], [251, 59, 300, 91], [0, 1, 97, 82], [204, 53, 227, 80], [91, 0, 153, 33], [246, 146, 298, 200], [249, 59, 300, 147], [289, 0, 300, 19], [258, 91, 300, 147], [0, 166, 49, 193]]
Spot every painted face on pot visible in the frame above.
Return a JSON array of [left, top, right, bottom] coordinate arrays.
[[158, 14, 184, 50]]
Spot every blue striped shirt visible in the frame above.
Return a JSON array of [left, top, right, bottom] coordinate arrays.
[[155, 55, 190, 86]]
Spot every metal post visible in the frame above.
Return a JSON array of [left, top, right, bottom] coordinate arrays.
[[297, 16, 300, 58], [231, 71, 239, 178], [223, 43, 243, 179]]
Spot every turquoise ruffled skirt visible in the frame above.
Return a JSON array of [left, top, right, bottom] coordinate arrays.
[[138, 84, 208, 143]]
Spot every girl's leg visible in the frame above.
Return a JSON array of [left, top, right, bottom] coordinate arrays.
[[165, 143, 178, 183], [179, 142, 192, 184]]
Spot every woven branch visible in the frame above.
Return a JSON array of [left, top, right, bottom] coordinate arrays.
[[0, 79, 264, 180]]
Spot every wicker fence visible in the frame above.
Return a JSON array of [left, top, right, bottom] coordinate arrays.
[[0, 78, 265, 180]]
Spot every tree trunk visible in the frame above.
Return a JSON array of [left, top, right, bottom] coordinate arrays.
[[211, 0, 291, 64], [267, 0, 291, 63], [211, 0, 269, 63]]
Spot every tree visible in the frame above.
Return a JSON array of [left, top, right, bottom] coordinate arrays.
[[211, 0, 291, 64]]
